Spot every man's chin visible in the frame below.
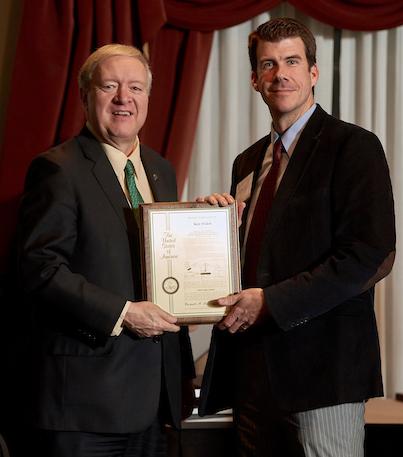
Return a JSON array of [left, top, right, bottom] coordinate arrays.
[[268, 103, 295, 115], [107, 129, 138, 142]]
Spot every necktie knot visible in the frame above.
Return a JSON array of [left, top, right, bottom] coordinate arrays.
[[273, 137, 284, 163], [124, 159, 143, 209], [125, 159, 135, 176]]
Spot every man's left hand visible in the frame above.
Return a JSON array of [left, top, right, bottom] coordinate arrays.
[[216, 288, 269, 333]]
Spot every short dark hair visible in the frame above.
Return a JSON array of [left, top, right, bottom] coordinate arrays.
[[248, 17, 317, 73]]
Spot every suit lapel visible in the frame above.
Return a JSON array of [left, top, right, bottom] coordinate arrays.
[[76, 129, 129, 230], [265, 105, 328, 238], [237, 136, 271, 246], [140, 145, 164, 202]]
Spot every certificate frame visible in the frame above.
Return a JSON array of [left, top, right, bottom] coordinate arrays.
[[140, 202, 241, 324]]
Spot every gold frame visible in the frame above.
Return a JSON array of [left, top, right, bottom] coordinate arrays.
[[140, 202, 241, 324]]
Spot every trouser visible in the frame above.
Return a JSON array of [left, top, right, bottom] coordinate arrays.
[[233, 341, 365, 457], [33, 416, 167, 457]]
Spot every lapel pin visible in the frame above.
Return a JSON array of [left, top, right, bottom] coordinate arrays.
[[152, 173, 159, 181]]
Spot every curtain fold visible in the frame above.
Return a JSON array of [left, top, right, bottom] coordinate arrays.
[[159, 0, 403, 31], [164, 0, 280, 31], [141, 29, 213, 193], [0, 0, 75, 265], [0, 0, 142, 266], [57, 1, 92, 143], [290, 0, 403, 31], [136, 0, 166, 44]]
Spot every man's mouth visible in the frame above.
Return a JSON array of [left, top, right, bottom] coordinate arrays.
[[112, 110, 132, 116], [270, 87, 294, 92]]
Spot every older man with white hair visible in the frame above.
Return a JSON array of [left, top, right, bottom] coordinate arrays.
[[15, 44, 194, 457]]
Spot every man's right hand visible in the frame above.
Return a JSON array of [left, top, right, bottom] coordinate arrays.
[[123, 301, 180, 338]]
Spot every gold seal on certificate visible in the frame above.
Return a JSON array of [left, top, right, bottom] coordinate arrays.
[[140, 202, 241, 324]]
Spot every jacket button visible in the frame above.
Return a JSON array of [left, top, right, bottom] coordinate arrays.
[[153, 335, 161, 343]]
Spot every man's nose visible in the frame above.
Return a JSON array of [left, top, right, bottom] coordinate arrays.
[[273, 65, 288, 81], [113, 85, 130, 103]]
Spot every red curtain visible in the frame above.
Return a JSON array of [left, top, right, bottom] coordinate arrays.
[[139, 0, 280, 192], [160, 0, 403, 31], [1, 0, 403, 267], [0, 0, 141, 267], [142, 28, 214, 196], [290, 0, 403, 31]]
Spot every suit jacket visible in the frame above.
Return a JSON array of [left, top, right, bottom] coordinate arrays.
[[16, 129, 194, 433], [199, 105, 395, 415]]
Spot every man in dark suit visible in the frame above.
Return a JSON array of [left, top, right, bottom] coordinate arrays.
[[14, 44, 194, 457], [198, 18, 395, 457]]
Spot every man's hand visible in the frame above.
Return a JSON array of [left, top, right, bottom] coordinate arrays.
[[216, 288, 269, 333], [123, 301, 180, 338], [196, 192, 246, 226]]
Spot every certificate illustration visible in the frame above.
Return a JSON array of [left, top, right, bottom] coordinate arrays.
[[140, 202, 241, 324]]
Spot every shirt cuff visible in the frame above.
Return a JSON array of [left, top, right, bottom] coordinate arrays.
[[111, 300, 132, 336]]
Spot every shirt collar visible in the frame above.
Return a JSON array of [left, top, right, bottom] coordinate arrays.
[[86, 121, 140, 174], [271, 103, 317, 154], [84, 122, 155, 203]]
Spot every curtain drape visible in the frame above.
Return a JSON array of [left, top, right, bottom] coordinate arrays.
[[290, 0, 403, 31], [140, 28, 213, 197], [145, 0, 403, 32], [0, 0, 141, 267]]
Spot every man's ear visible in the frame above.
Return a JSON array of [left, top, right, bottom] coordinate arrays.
[[251, 72, 259, 91], [80, 88, 88, 108], [310, 64, 319, 88]]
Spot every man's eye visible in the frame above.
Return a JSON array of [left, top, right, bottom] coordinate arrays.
[[287, 59, 298, 65], [130, 85, 145, 92], [262, 61, 273, 70], [101, 84, 117, 91]]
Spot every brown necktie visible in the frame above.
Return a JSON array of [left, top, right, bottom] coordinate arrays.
[[242, 138, 283, 288]]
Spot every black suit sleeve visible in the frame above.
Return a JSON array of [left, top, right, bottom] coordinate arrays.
[[17, 156, 125, 336], [265, 127, 395, 331]]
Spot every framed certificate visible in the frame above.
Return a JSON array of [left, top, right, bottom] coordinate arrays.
[[140, 202, 241, 324]]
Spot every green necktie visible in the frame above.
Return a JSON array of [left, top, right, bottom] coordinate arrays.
[[124, 159, 144, 209]]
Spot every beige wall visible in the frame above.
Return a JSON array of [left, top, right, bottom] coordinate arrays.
[[0, 0, 22, 152]]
